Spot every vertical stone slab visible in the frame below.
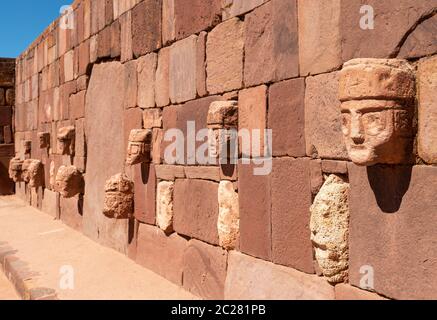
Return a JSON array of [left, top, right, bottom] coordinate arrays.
[[137, 53, 157, 109], [155, 47, 170, 107], [83, 62, 129, 254]]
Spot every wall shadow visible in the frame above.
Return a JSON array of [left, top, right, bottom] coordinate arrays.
[[366, 165, 412, 213]]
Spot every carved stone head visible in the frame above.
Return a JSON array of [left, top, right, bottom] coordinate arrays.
[[23, 140, 32, 155], [57, 126, 75, 155], [103, 173, 134, 219], [55, 165, 84, 198], [9, 157, 24, 182], [310, 174, 350, 284], [339, 59, 415, 165], [207, 101, 238, 160], [21, 159, 44, 188], [126, 129, 152, 166], [38, 132, 50, 149]]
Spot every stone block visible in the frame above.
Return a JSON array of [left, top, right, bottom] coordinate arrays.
[[217, 181, 239, 250], [321, 160, 348, 175], [41, 188, 60, 219], [123, 60, 138, 109], [169, 35, 197, 104], [78, 39, 90, 76], [110, 19, 121, 58], [143, 109, 162, 129], [305, 72, 348, 159], [183, 239, 228, 300], [63, 50, 74, 82], [206, 18, 244, 94], [156, 180, 174, 233], [222, 0, 269, 20], [97, 25, 112, 59], [173, 179, 219, 245], [136, 223, 187, 286], [268, 78, 305, 157], [238, 162, 271, 260], [120, 10, 133, 62], [298, 0, 341, 76], [137, 53, 157, 109], [348, 164, 437, 299], [155, 165, 185, 181], [60, 195, 83, 231], [398, 14, 437, 59], [196, 31, 207, 97], [184, 166, 220, 182], [132, 0, 162, 57], [162, 0, 175, 45], [335, 284, 387, 300], [271, 158, 314, 273], [155, 47, 170, 107], [133, 164, 156, 224], [244, 0, 299, 86], [69, 90, 86, 120], [225, 251, 335, 300]]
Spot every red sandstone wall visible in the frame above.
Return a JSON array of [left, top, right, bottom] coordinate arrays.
[[0, 58, 15, 195], [12, 0, 437, 300]]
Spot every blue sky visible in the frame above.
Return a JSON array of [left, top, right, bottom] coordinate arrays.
[[0, 1, 72, 58]]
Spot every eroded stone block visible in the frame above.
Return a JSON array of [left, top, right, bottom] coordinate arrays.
[[310, 174, 350, 284], [102, 173, 134, 219], [339, 59, 415, 165], [125, 129, 153, 166], [156, 181, 174, 233], [55, 165, 84, 198], [217, 181, 239, 250]]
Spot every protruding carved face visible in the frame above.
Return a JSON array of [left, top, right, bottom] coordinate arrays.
[[341, 100, 413, 165], [20, 159, 43, 188], [126, 129, 152, 166], [55, 165, 83, 198], [57, 127, 75, 155], [9, 158, 24, 182], [103, 173, 134, 219], [38, 132, 50, 149]]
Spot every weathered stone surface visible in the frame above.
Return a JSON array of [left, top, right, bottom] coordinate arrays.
[[41, 188, 60, 219], [55, 165, 84, 198], [132, 0, 162, 57], [305, 72, 348, 159], [321, 160, 348, 175], [63, 50, 74, 82], [335, 284, 387, 300], [83, 62, 129, 253], [238, 162, 271, 260], [155, 47, 170, 107], [137, 53, 157, 109], [196, 31, 207, 97], [348, 164, 437, 299], [169, 35, 197, 104], [207, 18, 244, 94], [162, 0, 175, 45], [97, 26, 112, 59], [184, 166, 220, 182], [136, 223, 188, 286], [268, 78, 305, 157], [155, 165, 185, 181], [103, 173, 134, 219], [298, 0, 341, 75], [238, 85, 267, 158], [341, 0, 437, 61], [120, 10, 133, 62], [217, 181, 239, 250], [418, 56, 437, 164], [183, 239, 228, 300], [244, 0, 299, 86], [8, 157, 23, 182], [398, 14, 437, 59], [123, 60, 138, 109], [69, 90, 86, 120], [133, 163, 156, 224], [110, 19, 121, 58], [225, 251, 335, 300], [57, 126, 75, 156], [222, 0, 268, 20], [310, 174, 350, 283], [143, 109, 162, 129], [173, 179, 219, 245], [271, 158, 314, 274], [21, 159, 44, 188], [60, 195, 83, 231], [207, 100, 238, 128], [156, 181, 174, 233], [126, 129, 152, 166]]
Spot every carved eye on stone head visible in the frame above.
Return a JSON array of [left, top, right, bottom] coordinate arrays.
[[341, 112, 351, 136], [362, 111, 387, 136]]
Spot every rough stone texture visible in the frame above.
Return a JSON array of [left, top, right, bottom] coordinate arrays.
[[418, 56, 437, 164], [310, 174, 350, 283], [271, 158, 314, 274], [133, 163, 156, 224], [206, 18, 244, 94], [120, 10, 133, 63], [222, 0, 269, 20], [398, 14, 437, 59], [217, 181, 239, 250], [348, 164, 437, 300], [173, 179, 219, 245], [103, 173, 134, 219], [298, 0, 341, 76], [244, 0, 299, 86], [155, 47, 170, 107], [174, 0, 221, 39], [156, 181, 174, 233], [136, 223, 188, 286], [169, 35, 197, 104], [238, 162, 271, 260], [268, 78, 305, 157], [123, 60, 138, 109], [238, 85, 267, 158], [183, 239, 228, 300], [83, 62, 129, 254], [137, 53, 157, 109], [143, 109, 162, 129], [321, 160, 348, 175], [207, 100, 238, 128], [225, 251, 335, 300], [335, 284, 387, 300], [305, 72, 348, 159], [132, 0, 162, 57], [341, 0, 437, 61], [55, 165, 84, 198]]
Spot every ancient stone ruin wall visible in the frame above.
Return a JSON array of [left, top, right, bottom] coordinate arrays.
[[12, 0, 437, 299], [0, 58, 15, 195]]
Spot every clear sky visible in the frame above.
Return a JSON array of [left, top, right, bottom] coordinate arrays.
[[0, 0, 72, 58]]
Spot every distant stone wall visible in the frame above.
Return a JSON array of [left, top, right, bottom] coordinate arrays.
[[12, 0, 437, 299], [0, 58, 15, 195]]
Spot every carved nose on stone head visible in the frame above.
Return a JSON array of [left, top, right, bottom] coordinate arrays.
[[350, 115, 365, 145]]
